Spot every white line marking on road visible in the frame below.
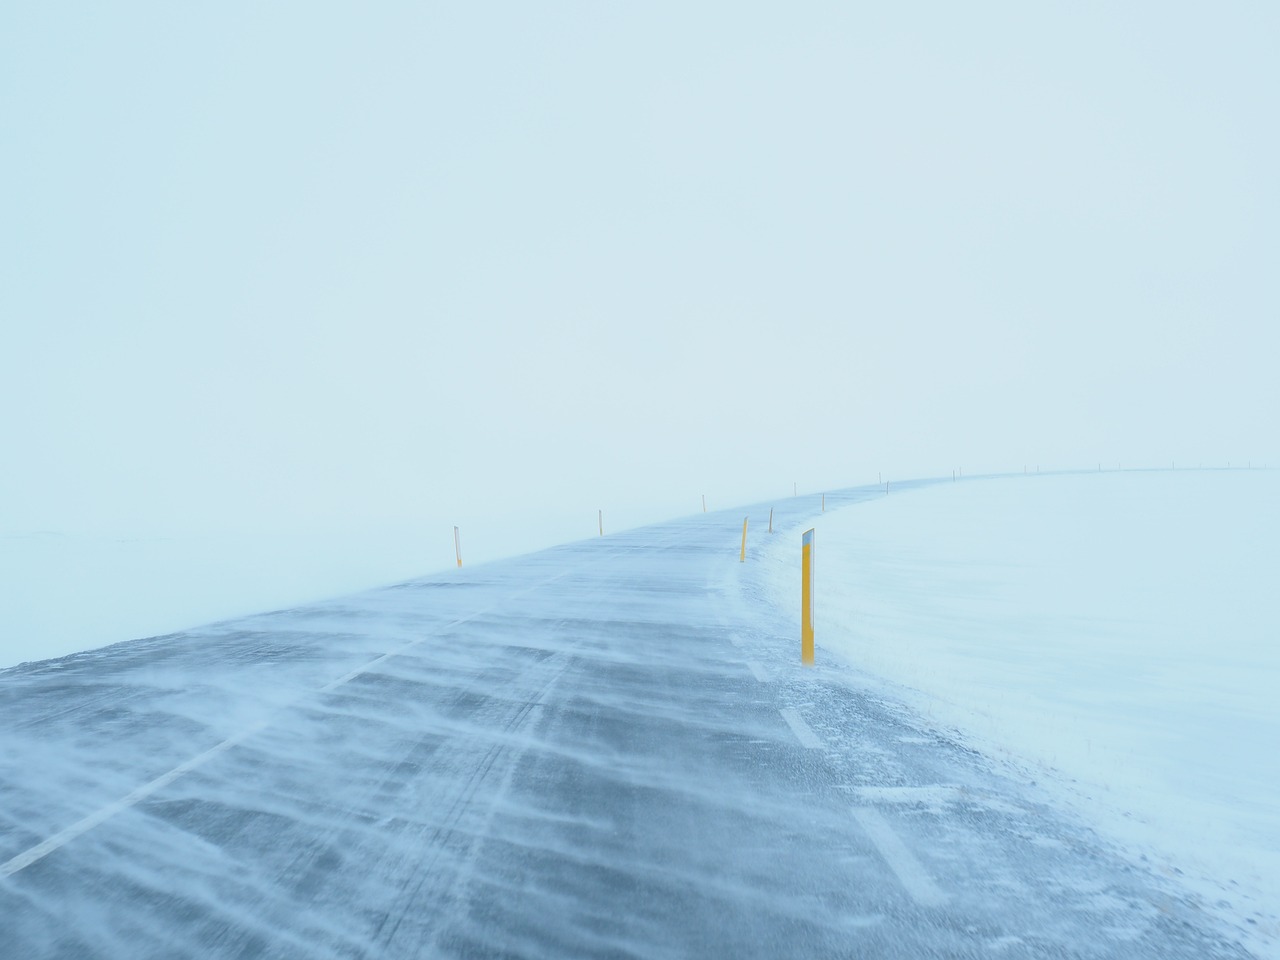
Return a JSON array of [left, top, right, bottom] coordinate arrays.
[[779, 708, 823, 749], [1, 616, 468, 878], [0, 555, 616, 879], [0, 723, 264, 879], [852, 807, 948, 907], [745, 660, 769, 682]]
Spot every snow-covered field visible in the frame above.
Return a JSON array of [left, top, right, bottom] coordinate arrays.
[[6, 469, 1277, 953], [762, 470, 1279, 954], [0, 527, 447, 670], [0, 508, 643, 671], [0, 506, 691, 671]]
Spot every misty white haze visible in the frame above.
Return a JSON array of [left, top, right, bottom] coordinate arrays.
[[5, 3, 1276, 546], [3, 6, 1280, 957]]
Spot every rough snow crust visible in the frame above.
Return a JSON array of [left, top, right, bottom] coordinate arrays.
[[761, 470, 1279, 955]]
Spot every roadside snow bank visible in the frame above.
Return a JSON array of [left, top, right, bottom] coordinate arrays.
[[765, 470, 1280, 952]]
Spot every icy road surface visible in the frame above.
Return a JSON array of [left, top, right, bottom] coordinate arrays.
[[0, 485, 1255, 958]]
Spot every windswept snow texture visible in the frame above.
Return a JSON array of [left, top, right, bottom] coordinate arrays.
[[0, 528, 452, 669], [0, 488, 1261, 958], [761, 470, 1280, 957]]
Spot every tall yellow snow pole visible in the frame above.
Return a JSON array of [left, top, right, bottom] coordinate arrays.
[[801, 528, 815, 665], [740, 517, 748, 562], [454, 526, 462, 568]]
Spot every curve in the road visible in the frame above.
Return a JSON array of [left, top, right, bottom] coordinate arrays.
[[0, 482, 1257, 958]]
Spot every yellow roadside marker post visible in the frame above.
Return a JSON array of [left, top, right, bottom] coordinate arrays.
[[801, 528, 815, 665], [454, 526, 462, 568], [740, 517, 748, 562]]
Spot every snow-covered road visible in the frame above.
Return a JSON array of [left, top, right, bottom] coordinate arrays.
[[0, 487, 1255, 957]]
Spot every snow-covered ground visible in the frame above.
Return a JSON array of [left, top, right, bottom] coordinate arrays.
[[4, 488, 1260, 958], [6, 469, 1276, 953], [0, 527, 447, 670], [761, 469, 1279, 955], [0, 504, 700, 671], [0, 507, 643, 671]]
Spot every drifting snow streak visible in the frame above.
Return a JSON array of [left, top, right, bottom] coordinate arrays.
[[1, 726, 261, 879]]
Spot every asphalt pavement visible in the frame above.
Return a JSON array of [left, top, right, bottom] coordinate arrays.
[[0, 484, 1255, 958]]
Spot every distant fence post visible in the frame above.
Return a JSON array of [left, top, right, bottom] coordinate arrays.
[[801, 528, 815, 665], [454, 526, 462, 568]]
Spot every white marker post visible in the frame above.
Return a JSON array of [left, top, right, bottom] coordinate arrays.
[[453, 526, 462, 568]]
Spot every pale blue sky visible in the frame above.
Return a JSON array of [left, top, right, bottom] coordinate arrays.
[[3, 3, 1277, 557]]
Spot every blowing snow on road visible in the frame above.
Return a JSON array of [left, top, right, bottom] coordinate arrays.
[[2, 470, 1274, 957]]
